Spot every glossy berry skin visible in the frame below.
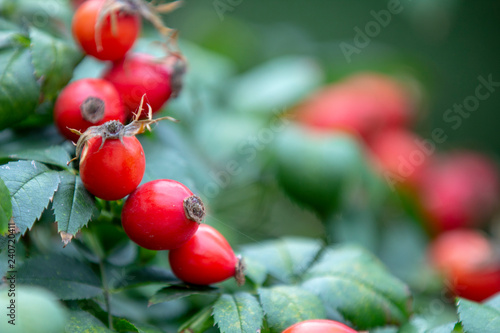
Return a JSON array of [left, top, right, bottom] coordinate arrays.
[[72, 0, 140, 61], [54, 78, 125, 142], [80, 135, 145, 201], [103, 53, 178, 118], [428, 230, 500, 302], [283, 319, 358, 333], [121, 180, 204, 250], [169, 224, 238, 285]]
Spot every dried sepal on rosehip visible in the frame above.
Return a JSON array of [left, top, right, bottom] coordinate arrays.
[[68, 95, 177, 165], [67, 97, 177, 201], [96, 0, 182, 42]]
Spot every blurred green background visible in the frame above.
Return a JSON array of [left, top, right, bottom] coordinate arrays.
[[168, 0, 500, 155]]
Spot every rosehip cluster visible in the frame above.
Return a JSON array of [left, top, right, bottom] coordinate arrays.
[[121, 180, 244, 285], [55, 0, 185, 143], [58, 0, 242, 286]]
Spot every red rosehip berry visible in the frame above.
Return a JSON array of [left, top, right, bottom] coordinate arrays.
[[419, 152, 500, 232], [428, 229, 500, 302], [72, 0, 141, 61], [103, 52, 186, 118], [54, 78, 125, 142], [168, 224, 245, 285], [294, 73, 413, 142], [121, 179, 205, 250], [79, 125, 145, 201]]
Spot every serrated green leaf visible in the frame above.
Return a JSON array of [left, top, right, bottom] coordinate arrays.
[[258, 286, 325, 333], [213, 292, 263, 333], [53, 172, 95, 238], [301, 245, 411, 329], [457, 298, 500, 333], [0, 177, 12, 235], [65, 309, 112, 333], [0, 46, 40, 129], [29, 27, 82, 99], [17, 253, 102, 300], [7, 145, 72, 169], [0, 160, 60, 234], [241, 237, 323, 283], [149, 285, 219, 306]]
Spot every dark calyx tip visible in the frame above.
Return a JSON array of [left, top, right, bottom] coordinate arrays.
[[235, 255, 246, 287], [183, 195, 206, 223], [81, 97, 105, 123]]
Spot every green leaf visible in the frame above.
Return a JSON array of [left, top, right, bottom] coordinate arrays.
[[228, 56, 323, 114], [0, 45, 40, 129], [65, 309, 112, 333], [258, 285, 326, 333], [242, 256, 268, 287], [485, 293, 500, 310], [0, 285, 68, 333], [457, 298, 500, 333], [17, 253, 102, 300], [113, 319, 165, 333], [178, 306, 215, 333], [399, 316, 459, 333], [301, 245, 411, 329], [112, 266, 177, 290], [427, 322, 463, 333], [7, 145, 72, 169], [130, 322, 165, 333], [140, 134, 197, 188], [149, 285, 219, 306], [0, 177, 12, 235], [241, 237, 323, 283], [53, 172, 96, 241], [29, 27, 82, 99], [213, 292, 264, 333], [0, 160, 60, 234]]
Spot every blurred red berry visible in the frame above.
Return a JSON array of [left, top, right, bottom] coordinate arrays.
[[294, 73, 413, 142], [283, 319, 358, 333], [368, 129, 432, 190], [428, 229, 500, 302], [419, 152, 499, 232]]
